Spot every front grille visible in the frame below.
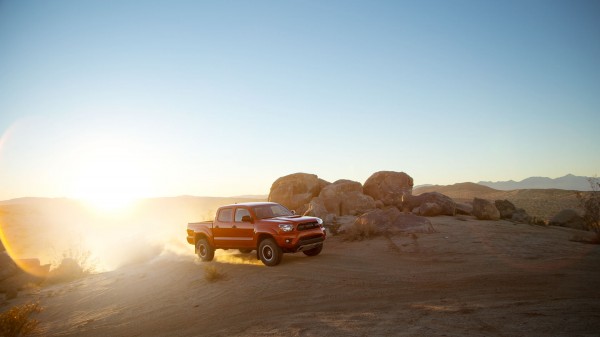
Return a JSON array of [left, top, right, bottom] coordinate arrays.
[[297, 222, 319, 231]]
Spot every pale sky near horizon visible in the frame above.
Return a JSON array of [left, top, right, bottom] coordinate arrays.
[[1, 0, 599, 202]]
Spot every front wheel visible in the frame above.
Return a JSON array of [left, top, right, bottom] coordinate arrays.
[[303, 244, 323, 257], [258, 238, 282, 266], [196, 238, 214, 262]]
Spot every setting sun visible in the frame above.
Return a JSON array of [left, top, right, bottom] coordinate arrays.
[[68, 138, 152, 212]]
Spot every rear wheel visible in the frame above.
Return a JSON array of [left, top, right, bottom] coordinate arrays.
[[258, 238, 282, 266], [303, 244, 323, 257], [196, 238, 214, 262]]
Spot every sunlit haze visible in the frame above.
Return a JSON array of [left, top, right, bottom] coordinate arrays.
[[1, 0, 599, 202]]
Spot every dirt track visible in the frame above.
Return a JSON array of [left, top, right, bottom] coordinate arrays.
[[5, 216, 600, 336]]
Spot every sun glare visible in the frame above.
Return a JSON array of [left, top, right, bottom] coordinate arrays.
[[69, 138, 152, 213]]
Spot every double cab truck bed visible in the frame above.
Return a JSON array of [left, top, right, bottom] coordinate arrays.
[[186, 202, 326, 266]]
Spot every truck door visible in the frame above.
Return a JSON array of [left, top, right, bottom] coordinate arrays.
[[233, 207, 255, 248], [213, 207, 236, 248]]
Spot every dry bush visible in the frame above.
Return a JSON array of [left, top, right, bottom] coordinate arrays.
[[343, 222, 381, 241], [46, 248, 96, 284], [0, 302, 43, 337], [204, 265, 226, 283]]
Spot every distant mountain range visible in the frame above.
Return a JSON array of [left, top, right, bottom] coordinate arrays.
[[477, 174, 594, 191]]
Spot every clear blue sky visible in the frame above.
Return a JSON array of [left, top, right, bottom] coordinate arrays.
[[0, 0, 599, 200]]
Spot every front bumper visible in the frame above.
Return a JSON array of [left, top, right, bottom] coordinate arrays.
[[277, 229, 326, 253], [295, 235, 325, 252]]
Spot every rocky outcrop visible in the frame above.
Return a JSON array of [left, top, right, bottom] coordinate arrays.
[[495, 200, 517, 219], [318, 179, 376, 216], [472, 198, 500, 220], [0, 254, 49, 300], [353, 207, 435, 234], [549, 209, 586, 230], [407, 192, 456, 216], [304, 197, 330, 220], [268, 173, 329, 215], [419, 202, 443, 216], [455, 202, 473, 215], [363, 171, 413, 208], [494, 199, 531, 223], [511, 209, 532, 224]]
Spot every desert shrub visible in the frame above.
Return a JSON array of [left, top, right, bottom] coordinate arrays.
[[204, 265, 226, 283], [46, 248, 96, 284], [0, 302, 43, 337], [577, 178, 600, 236], [343, 222, 381, 241]]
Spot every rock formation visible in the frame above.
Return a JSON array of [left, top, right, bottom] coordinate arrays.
[[549, 209, 586, 230], [472, 198, 500, 220], [363, 171, 413, 208], [494, 199, 531, 223], [317, 179, 376, 216], [353, 207, 435, 234], [268, 173, 329, 215], [407, 192, 456, 216], [455, 202, 473, 215]]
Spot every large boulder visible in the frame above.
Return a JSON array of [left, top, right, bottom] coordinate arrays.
[[318, 179, 376, 216], [419, 202, 443, 216], [549, 209, 586, 230], [304, 197, 329, 220], [494, 199, 532, 223], [269, 173, 329, 214], [511, 208, 532, 223], [455, 202, 473, 215], [407, 192, 456, 216], [472, 198, 500, 220], [353, 207, 435, 234], [363, 171, 413, 208], [495, 199, 517, 219]]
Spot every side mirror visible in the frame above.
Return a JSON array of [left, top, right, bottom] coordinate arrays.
[[241, 215, 254, 223], [291, 210, 296, 215]]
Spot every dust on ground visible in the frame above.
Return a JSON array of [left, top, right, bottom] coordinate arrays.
[[4, 216, 600, 336]]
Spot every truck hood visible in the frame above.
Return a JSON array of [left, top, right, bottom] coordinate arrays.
[[262, 215, 320, 224]]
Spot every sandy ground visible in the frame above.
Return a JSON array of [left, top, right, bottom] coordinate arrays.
[[4, 216, 600, 336]]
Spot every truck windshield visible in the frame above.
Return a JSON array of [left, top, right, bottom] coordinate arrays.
[[252, 204, 294, 219]]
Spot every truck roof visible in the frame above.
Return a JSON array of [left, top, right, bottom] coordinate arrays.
[[219, 201, 279, 208]]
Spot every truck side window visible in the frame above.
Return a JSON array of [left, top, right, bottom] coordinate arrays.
[[217, 208, 233, 222], [234, 208, 251, 222]]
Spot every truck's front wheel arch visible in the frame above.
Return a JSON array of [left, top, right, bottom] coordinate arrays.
[[196, 237, 215, 262]]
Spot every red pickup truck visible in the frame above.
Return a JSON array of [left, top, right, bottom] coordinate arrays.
[[186, 202, 326, 266]]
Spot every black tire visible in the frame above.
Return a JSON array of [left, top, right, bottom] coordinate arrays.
[[303, 244, 323, 257], [239, 249, 253, 254], [258, 238, 282, 266], [196, 238, 214, 262]]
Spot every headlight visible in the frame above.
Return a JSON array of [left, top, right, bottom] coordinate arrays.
[[278, 224, 294, 232], [316, 218, 323, 225]]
